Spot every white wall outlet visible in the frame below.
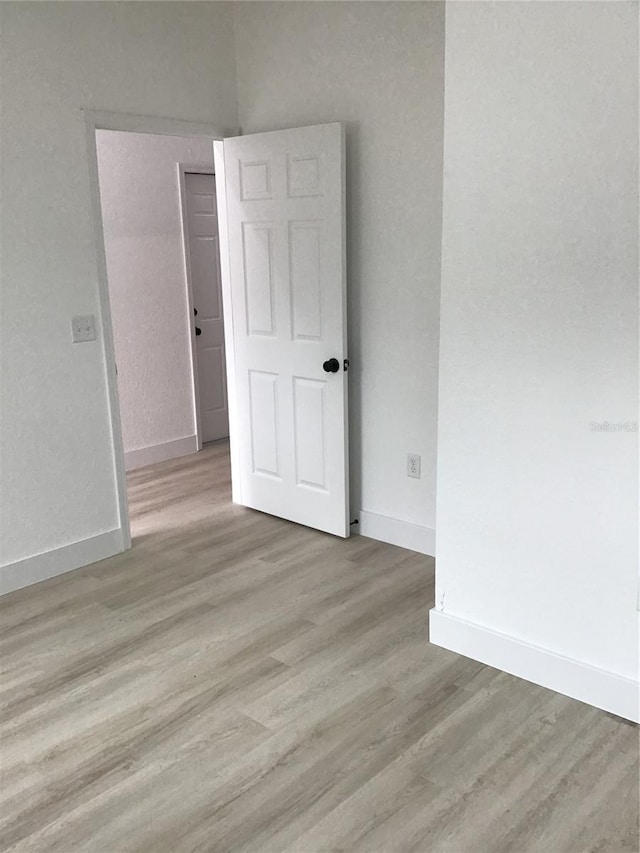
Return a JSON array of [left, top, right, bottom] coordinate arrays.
[[71, 314, 97, 343], [407, 453, 421, 479]]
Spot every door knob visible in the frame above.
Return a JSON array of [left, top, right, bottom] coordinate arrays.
[[323, 358, 340, 373], [195, 327, 202, 336]]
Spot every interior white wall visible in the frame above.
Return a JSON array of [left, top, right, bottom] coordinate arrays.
[[434, 1, 638, 697], [233, 1, 445, 545], [0, 2, 237, 567], [95, 131, 214, 462]]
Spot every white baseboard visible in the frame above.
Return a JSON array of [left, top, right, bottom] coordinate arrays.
[[0, 528, 126, 596], [356, 510, 435, 556], [124, 435, 199, 471], [429, 609, 639, 724]]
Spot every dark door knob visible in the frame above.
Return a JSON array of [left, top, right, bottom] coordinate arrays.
[[323, 358, 340, 373], [195, 327, 202, 336]]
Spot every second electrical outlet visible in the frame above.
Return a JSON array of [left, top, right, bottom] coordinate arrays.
[[407, 453, 421, 479]]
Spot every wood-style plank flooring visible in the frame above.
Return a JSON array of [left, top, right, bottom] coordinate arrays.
[[1, 441, 638, 852]]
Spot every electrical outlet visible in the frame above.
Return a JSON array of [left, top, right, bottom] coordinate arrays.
[[407, 453, 421, 479], [71, 314, 97, 343]]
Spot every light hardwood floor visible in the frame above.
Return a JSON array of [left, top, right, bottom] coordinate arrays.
[[1, 441, 638, 852]]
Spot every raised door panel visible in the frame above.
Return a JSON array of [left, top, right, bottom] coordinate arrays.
[[239, 159, 272, 201], [289, 221, 323, 342], [248, 370, 281, 479], [242, 223, 276, 337], [293, 377, 327, 491], [287, 154, 324, 198]]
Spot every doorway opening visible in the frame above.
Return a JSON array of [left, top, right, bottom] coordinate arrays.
[[92, 124, 230, 544], [86, 112, 350, 551]]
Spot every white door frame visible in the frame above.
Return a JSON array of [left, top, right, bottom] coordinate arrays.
[[177, 163, 216, 453], [83, 110, 234, 549], [213, 141, 242, 504]]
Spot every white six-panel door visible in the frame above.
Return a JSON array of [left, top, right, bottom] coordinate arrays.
[[184, 172, 229, 443], [218, 123, 349, 537]]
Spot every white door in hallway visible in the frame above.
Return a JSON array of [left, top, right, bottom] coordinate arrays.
[[184, 171, 229, 443], [217, 123, 349, 537]]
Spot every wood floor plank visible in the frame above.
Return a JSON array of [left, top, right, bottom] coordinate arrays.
[[0, 441, 637, 852]]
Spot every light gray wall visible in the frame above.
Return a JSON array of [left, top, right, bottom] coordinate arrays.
[[233, 1, 445, 535], [95, 131, 213, 458], [0, 2, 237, 566], [436, 2, 638, 680]]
